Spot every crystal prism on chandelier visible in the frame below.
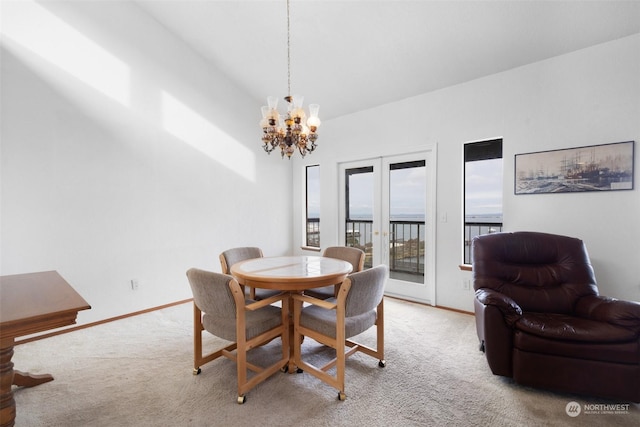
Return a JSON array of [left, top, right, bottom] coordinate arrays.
[[260, 0, 320, 159]]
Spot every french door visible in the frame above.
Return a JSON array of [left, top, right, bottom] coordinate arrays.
[[338, 151, 435, 304]]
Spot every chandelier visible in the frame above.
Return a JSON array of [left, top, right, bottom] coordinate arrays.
[[260, 0, 320, 159]]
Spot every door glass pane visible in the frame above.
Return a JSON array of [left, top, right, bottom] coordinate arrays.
[[389, 161, 425, 284], [345, 167, 374, 268]]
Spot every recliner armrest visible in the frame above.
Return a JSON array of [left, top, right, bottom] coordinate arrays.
[[475, 288, 523, 326], [575, 295, 640, 330]]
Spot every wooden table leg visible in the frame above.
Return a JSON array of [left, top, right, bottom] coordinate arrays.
[[287, 291, 307, 374], [286, 292, 297, 373], [0, 340, 16, 427]]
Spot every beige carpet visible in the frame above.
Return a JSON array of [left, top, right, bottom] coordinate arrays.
[[12, 297, 639, 426]]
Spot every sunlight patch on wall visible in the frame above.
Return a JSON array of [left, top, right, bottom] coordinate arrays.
[[1, 0, 130, 106], [161, 91, 256, 182]]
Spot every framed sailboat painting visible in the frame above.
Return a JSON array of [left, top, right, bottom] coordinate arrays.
[[515, 141, 634, 195]]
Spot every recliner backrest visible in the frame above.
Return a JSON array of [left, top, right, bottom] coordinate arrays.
[[472, 231, 598, 313]]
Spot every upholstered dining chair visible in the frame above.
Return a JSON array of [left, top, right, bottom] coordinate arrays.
[[292, 264, 387, 401], [186, 268, 289, 404], [219, 247, 280, 300], [304, 246, 366, 299]]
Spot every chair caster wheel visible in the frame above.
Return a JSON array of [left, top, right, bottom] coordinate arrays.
[[193, 367, 201, 375], [237, 395, 246, 404], [281, 366, 289, 373], [338, 392, 346, 401], [296, 368, 303, 373], [378, 360, 386, 368]]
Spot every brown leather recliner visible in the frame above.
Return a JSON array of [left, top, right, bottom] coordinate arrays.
[[472, 231, 640, 402]]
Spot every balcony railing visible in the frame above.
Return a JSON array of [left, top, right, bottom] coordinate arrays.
[[464, 222, 503, 264], [345, 219, 373, 268], [389, 221, 424, 278], [309, 219, 500, 272], [306, 218, 320, 247], [343, 219, 424, 281]]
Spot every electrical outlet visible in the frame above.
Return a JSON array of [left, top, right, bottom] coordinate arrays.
[[462, 279, 470, 290], [131, 279, 139, 290]]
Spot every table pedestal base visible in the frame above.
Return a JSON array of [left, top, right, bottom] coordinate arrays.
[[0, 340, 54, 427], [0, 343, 16, 427], [13, 371, 54, 388]]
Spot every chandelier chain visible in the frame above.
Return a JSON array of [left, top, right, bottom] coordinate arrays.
[[287, 0, 291, 96]]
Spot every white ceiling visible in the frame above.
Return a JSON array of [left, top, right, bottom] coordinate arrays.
[[135, 0, 640, 120]]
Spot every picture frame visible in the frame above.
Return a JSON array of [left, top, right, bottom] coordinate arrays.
[[514, 141, 634, 195]]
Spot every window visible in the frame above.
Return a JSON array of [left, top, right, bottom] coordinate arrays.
[[464, 139, 503, 264], [305, 165, 320, 248]]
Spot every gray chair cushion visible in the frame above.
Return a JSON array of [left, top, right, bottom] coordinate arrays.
[[323, 246, 365, 272], [220, 247, 263, 272], [300, 265, 388, 339], [344, 265, 387, 317], [304, 247, 365, 300], [187, 268, 282, 342], [187, 268, 236, 319], [304, 285, 335, 299], [203, 305, 283, 342], [301, 300, 376, 338], [220, 247, 281, 300]]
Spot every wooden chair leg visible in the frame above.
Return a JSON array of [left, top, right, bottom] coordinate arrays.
[[292, 297, 303, 373], [336, 299, 346, 400], [193, 303, 203, 374], [376, 298, 385, 365]]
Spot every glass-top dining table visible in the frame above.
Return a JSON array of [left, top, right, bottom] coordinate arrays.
[[230, 255, 352, 372]]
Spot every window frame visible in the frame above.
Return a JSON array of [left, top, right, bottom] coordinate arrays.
[[463, 138, 503, 266], [305, 164, 321, 249]]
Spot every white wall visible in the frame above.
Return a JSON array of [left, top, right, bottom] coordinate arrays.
[[293, 34, 640, 312], [1, 1, 292, 325]]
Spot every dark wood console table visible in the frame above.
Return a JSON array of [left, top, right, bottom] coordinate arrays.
[[0, 271, 91, 427]]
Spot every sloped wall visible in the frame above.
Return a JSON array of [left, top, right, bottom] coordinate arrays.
[[1, 1, 292, 325]]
